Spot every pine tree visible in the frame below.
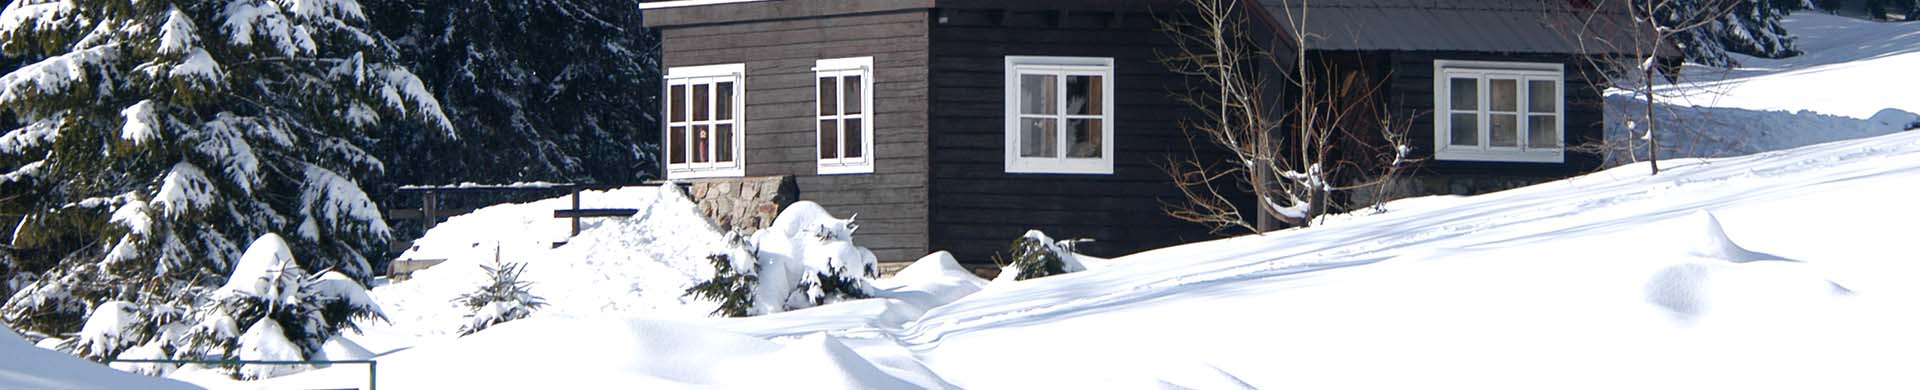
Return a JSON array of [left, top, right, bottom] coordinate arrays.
[[1666, 0, 1805, 66], [454, 253, 544, 336], [361, 0, 660, 189], [0, 0, 450, 338]]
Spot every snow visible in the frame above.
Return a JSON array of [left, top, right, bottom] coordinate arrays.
[[374, 66, 456, 134], [216, 234, 300, 304], [0, 44, 116, 107], [0, 0, 77, 34], [157, 8, 198, 56], [221, 0, 316, 56], [1660, 13, 1920, 119], [73, 301, 138, 357], [170, 48, 226, 85], [353, 185, 725, 349], [0, 117, 58, 154], [232, 320, 301, 379], [0, 325, 201, 390], [119, 100, 161, 145], [295, 164, 390, 241], [198, 127, 1920, 388], [154, 162, 216, 216]]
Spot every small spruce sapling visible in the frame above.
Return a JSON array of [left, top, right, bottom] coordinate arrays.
[[454, 249, 546, 336], [684, 253, 758, 317], [1001, 231, 1087, 281]]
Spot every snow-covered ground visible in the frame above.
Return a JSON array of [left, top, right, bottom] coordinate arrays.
[[215, 127, 1920, 390], [0, 326, 200, 389], [1662, 13, 1920, 120], [1605, 13, 1919, 163]]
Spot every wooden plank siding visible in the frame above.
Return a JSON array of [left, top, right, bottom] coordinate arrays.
[[1376, 50, 1609, 177], [660, 10, 934, 262], [925, 8, 1243, 264]]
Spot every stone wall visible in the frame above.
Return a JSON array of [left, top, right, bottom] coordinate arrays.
[[687, 176, 797, 235]]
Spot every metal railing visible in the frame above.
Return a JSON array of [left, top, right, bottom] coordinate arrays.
[[106, 358, 377, 390]]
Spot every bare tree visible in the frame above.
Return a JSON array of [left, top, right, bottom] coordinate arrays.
[[1551, 0, 1743, 175], [1155, 0, 1415, 233]]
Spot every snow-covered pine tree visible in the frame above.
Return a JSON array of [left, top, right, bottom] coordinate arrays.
[[1665, 0, 1804, 66], [454, 253, 544, 336], [361, 0, 659, 189], [1000, 231, 1087, 281], [0, 0, 450, 339], [684, 252, 757, 317], [182, 234, 386, 379]]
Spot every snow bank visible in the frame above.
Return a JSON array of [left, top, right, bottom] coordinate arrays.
[[353, 185, 724, 350], [0, 325, 201, 390]]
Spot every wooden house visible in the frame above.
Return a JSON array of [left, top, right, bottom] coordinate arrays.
[[639, 0, 1629, 265]]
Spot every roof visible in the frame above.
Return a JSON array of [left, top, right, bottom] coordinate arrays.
[[1257, 0, 1647, 55]]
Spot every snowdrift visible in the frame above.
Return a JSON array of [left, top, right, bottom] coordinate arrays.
[[0, 326, 201, 390]]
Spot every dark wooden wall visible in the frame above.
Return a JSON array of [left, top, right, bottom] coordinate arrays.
[[1376, 50, 1608, 177], [660, 10, 933, 262], [926, 7, 1241, 264]]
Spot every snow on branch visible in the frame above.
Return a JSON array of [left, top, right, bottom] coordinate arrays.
[[223, 0, 317, 57], [158, 8, 199, 56], [372, 65, 455, 135], [295, 164, 390, 242], [154, 161, 217, 217], [0, 0, 79, 36], [119, 100, 162, 145], [0, 44, 116, 108]]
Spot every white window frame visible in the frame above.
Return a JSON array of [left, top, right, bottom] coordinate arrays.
[[1004, 56, 1116, 175], [814, 57, 874, 175], [1433, 60, 1565, 163], [663, 63, 746, 179]]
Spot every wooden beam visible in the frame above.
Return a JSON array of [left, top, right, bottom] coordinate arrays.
[[553, 209, 641, 218]]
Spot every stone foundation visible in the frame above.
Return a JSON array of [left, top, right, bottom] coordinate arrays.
[[686, 176, 797, 235]]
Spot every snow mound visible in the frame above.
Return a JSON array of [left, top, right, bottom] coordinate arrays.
[[354, 185, 724, 350], [1685, 210, 1780, 262], [1645, 211, 1853, 322], [217, 234, 298, 300], [870, 251, 987, 310], [0, 326, 201, 390]]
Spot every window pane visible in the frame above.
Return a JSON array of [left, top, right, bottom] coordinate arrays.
[[715, 124, 734, 163], [1490, 114, 1519, 147], [692, 124, 711, 163], [669, 85, 686, 123], [1067, 75, 1103, 115], [716, 82, 734, 120], [1490, 79, 1518, 112], [1449, 113, 1478, 146], [818, 77, 837, 116], [1529, 80, 1556, 113], [1020, 118, 1056, 157], [693, 84, 711, 121], [1067, 118, 1102, 158], [669, 125, 687, 164], [844, 118, 863, 158], [1020, 74, 1057, 115], [844, 75, 863, 115], [819, 119, 839, 159], [1449, 78, 1477, 110], [1529, 116, 1559, 148]]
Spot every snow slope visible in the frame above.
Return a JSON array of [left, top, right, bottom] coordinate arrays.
[[0, 326, 202, 390], [1607, 13, 1919, 163], [219, 129, 1920, 389], [1663, 13, 1920, 119]]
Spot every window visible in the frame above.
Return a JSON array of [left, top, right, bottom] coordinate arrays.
[[1004, 56, 1115, 174], [664, 63, 745, 179], [816, 57, 873, 175], [1434, 60, 1564, 163]]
